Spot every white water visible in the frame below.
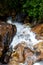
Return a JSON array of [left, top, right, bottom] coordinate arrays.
[[33, 61, 43, 65], [7, 19, 42, 49], [7, 18, 43, 65]]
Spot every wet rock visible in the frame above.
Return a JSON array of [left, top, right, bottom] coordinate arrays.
[[8, 42, 34, 65], [23, 47, 34, 59], [14, 13, 27, 22], [8, 58, 19, 65], [0, 42, 4, 57], [0, 22, 17, 63], [32, 24, 43, 36], [8, 42, 27, 65], [14, 42, 27, 63], [33, 42, 43, 61], [32, 24, 43, 40], [24, 17, 31, 27], [23, 47, 34, 65]]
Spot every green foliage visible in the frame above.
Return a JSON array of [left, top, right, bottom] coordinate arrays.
[[0, 0, 22, 15], [0, 0, 43, 21], [22, 0, 43, 20]]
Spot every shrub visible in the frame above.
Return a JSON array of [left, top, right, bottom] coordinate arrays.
[[22, 0, 43, 21]]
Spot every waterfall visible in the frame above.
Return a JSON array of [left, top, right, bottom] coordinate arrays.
[[7, 18, 42, 50], [7, 17, 43, 65]]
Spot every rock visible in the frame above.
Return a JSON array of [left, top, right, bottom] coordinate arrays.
[[32, 24, 43, 36], [33, 42, 43, 61], [23, 47, 34, 59], [0, 22, 17, 63], [0, 42, 4, 57], [24, 16, 31, 27], [14, 42, 27, 63], [32, 24, 43, 40], [11, 10, 16, 21], [23, 47, 34, 65], [8, 42, 26, 65], [8, 42, 34, 65], [14, 13, 27, 22], [8, 59, 19, 65]]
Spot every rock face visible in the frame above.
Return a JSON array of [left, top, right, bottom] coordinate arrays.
[[0, 22, 17, 63], [32, 24, 43, 36]]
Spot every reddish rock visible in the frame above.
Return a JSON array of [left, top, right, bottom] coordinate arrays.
[[32, 24, 43, 36], [32, 24, 43, 40]]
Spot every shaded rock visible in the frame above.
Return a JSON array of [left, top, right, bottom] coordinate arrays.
[[24, 16, 31, 27], [14, 13, 27, 22], [0, 22, 17, 63]]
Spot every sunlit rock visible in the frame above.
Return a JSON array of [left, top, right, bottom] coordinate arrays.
[[8, 59, 19, 65], [23, 47, 34, 65], [8, 42, 34, 65], [33, 42, 43, 60], [32, 24, 43, 36], [11, 42, 27, 63], [32, 24, 43, 40]]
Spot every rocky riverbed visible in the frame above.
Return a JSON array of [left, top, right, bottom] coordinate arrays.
[[7, 19, 43, 65], [0, 18, 43, 65]]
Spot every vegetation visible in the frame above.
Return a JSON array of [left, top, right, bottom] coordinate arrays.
[[0, 0, 43, 23], [22, 0, 43, 23]]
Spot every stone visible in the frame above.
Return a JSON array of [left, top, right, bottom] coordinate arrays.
[[32, 24, 43, 40], [0, 22, 17, 63], [32, 24, 43, 36], [33, 42, 43, 61]]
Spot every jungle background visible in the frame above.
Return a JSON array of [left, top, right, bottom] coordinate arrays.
[[0, 0, 43, 25]]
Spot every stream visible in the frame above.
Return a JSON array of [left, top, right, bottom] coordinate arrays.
[[7, 17, 42, 49], [7, 17, 43, 65]]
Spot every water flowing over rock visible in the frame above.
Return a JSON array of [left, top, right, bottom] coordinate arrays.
[[33, 42, 43, 60], [7, 19, 42, 49], [7, 18, 43, 65]]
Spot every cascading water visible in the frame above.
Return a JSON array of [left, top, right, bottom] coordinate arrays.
[[7, 17, 43, 65], [7, 18, 42, 49]]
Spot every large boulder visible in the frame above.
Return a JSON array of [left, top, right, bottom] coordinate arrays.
[[0, 22, 17, 63], [8, 42, 34, 65]]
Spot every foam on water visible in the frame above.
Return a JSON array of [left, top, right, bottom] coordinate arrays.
[[33, 61, 43, 65], [7, 18, 43, 65], [7, 19, 42, 50]]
